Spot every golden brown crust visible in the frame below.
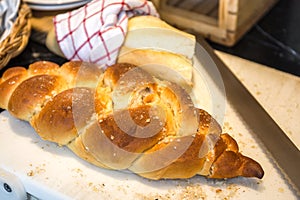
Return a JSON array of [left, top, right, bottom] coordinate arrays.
[[209, 150, 264, 179], [131, 133, 207, 179], [0, 61, 264, 180], [28, 61, 60, 75], [8, 75, 65, 120], [103, 63, 137, 88], [107, 63, 137, 79], [59, 61, 81, 83], [0, 67, 28, 109], [2, 67, 27, 80], [208, 133, 264, 179], [0, 74, 27, 109], [68, 134, 111, 169], [68, 61, 105, 88], [30, 88, 95, 145], [81, 105, 165, 169]]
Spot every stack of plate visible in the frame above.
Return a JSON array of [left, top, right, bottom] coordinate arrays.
[[24, 0, 91, 11]]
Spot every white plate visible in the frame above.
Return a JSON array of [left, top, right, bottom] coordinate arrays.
[[26, 0, 90, 11], [23, 0, 86, 5]]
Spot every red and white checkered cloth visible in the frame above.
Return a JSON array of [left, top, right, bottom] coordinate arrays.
[[54, 0, 158, 67]]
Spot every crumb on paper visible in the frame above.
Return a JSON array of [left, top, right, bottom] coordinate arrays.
[[135, 183, 207, 200], [278, 187, 284, 193], [223, 122, 230, 128], [73, 168, 83, 173], [71, 168, 86, 178], [27, 170, 34, 177], [215, 188, 222, 193], [87, 182, 106, 193], [226, 184, 240, 198], [27, 163, 46, 177], [117, 185, 128, 195], [133, 177, 246, 200], [223, 122, 233, 132]]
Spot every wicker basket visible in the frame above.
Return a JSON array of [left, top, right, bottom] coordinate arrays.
[[0, 3, 32, 69]]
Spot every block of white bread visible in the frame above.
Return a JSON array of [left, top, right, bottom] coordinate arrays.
[[120, 15, 195, 59]]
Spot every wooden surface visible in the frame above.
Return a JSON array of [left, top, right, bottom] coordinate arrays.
[[215, 50, 300, 149]]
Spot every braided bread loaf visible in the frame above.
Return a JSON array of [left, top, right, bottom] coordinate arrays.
[[0, 61, 264, 180]]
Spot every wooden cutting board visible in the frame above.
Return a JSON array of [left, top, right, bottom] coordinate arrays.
[[0, 51, 299, 199]]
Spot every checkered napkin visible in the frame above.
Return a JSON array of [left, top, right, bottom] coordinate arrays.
[[54, 0, 158, 67]]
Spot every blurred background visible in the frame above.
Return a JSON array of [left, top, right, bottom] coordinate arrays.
[[209, 0, 300, 77], [4, 0, 300, 77]]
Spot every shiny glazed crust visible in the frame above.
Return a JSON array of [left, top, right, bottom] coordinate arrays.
[[0, 61, 264, 180]]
